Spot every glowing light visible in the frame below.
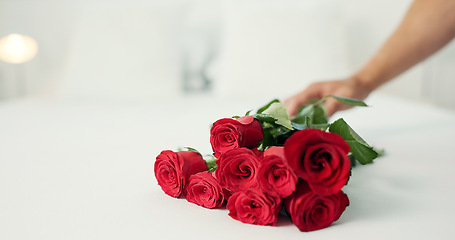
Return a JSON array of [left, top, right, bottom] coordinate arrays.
[[0, 34, 39, 64]]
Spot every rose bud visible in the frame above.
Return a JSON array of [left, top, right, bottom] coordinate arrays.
[[227, 188, 282, 226], [210, 115, 263, 158], [258, 146, 298, 198], [284, 129, 351, 195], [285, 181, 349, 232], [215, 148, 263, 192], [185, 171, 230, 209], [154, 150, 208, 198]]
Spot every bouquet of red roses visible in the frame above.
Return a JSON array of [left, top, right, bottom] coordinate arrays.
[[154, 96, 379, 232]]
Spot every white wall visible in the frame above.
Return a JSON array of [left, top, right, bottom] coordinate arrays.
[[422, 41, 455, 110], [0, 0, 77, 98], [344, 0, 455, 109], [0, 0, 188, 100], [343, 0, 425, 100], [0, 0, 454, 109]]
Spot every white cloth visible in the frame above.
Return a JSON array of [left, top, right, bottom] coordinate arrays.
[[1, 93, 454, 239]]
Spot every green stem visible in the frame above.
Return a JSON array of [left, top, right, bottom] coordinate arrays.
[[312, 95, 331, 107]]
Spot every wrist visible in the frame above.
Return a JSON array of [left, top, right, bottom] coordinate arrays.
[[348, 72, 380, 97]]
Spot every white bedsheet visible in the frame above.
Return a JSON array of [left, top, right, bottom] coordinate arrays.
[[1, 93, 454, 239]]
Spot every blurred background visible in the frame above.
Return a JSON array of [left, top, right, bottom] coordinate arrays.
[[0, 0, 454, 110]]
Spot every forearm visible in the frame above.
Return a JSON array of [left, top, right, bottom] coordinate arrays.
[[352, 0, 455, 92]]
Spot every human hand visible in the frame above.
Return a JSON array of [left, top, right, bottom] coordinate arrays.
[[283, 78, 372, 117]]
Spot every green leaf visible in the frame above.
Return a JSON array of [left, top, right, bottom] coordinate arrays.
[[347, 141, 378, 165], [312, 105, 328, 124], [261, 102, 294, 130], [254, 114, 277, 124], [203, 155, 218, 173], [269, 125, 291, 138], [291, 104, 328, 131], [328, 95, 368, 107], [258, 122, 295, 150], [292, 104, 328, 125], [304, 115, 330, 131], [292, 105, 314, 124], [329, 118, 366, 144], [257, 99, 280, 114], [329, 118, 378, 165], [291, 122, 306, 130], [258, 130, 275, 151]]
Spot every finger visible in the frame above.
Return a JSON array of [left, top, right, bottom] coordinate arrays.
[[283, 93, 312, 116], [284, 88, 324, 116], [324, 98, 342, 117], [283, 98, 301, 116], [325, 98, 356, 117]]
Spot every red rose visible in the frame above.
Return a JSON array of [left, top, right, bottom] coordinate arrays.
[[285, 181, 349, 232], [258, 146, 298, 198], [185, 171, 229, 209], [210, 116, 263, 158], [226, 188, 282, 226], [284, 129, 350, 195], [154, 150, 208, 198], [214, 148, 263, 192]]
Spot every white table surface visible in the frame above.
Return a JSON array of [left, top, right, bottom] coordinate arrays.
[[1, 93, 454, 240]]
